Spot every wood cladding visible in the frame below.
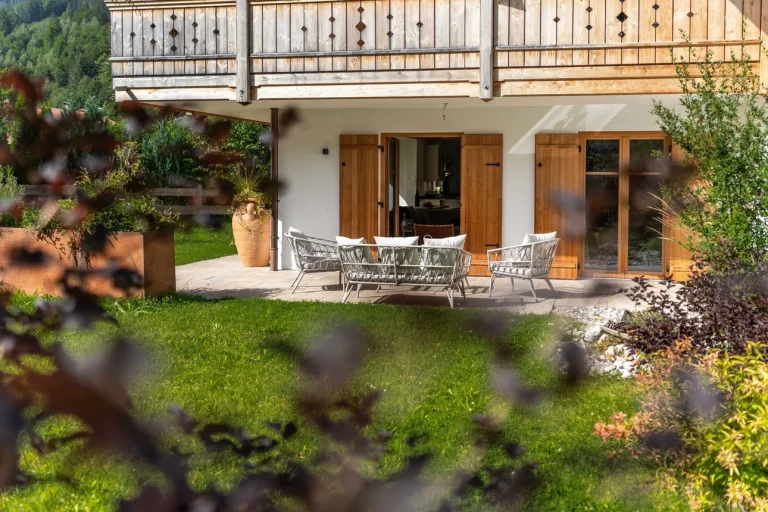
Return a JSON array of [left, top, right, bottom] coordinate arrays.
[[339, 135, 379, 244], [108, 0, 765, 98]]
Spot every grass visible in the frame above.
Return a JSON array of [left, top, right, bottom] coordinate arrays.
[[174, 219, 237, 266], [0, 296, 687, 511]]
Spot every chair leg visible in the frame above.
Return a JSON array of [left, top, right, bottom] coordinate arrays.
[[376, 285, 381, 293], [291, 270, 306, 294], [342, 283, 353, 303], [446, 288, 455, 308], [338, 271, 343, 286], [356, 283, 361, 298], [527, 279, 538, 302], [510, 278, 515, 291], [290, 271, 302, 288], [488, 275, 496, 297], [544, 277, 558, 298], [459, 281, 466, 299]]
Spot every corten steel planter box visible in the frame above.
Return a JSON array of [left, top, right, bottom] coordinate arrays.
[[0, 228, 176, 297]]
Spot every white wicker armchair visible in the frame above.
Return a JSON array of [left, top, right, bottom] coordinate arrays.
[[487, 239, 560, 301], [285, 233, 342, 293]]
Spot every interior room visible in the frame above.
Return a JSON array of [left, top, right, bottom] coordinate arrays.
[[387, 136, 462, 239]]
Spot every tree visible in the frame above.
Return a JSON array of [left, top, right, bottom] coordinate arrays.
[[652, 48, 768, 270]]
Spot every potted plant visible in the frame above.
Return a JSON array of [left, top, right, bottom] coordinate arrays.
[[0, 143, 178, 297], [227, 163, 271, 267]]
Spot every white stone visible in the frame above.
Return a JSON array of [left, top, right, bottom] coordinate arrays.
[[584, 324, 603, 342]]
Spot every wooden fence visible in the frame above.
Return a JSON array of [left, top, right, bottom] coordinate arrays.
[[21, 185, 230, 216]]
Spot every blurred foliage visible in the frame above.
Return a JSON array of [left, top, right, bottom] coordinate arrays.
[[653, 46, 768, 270], [620, 248, 768, 355], [596, 339, 768, 511]]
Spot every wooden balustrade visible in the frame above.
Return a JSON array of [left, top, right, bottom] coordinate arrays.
[[107, 0, 766, 100]]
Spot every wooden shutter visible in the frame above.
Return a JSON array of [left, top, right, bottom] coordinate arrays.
[[534, 134, 583, 279], [663, 144, 696, 281], [339, 135, 379, 243], [461, 134, 503, 276]]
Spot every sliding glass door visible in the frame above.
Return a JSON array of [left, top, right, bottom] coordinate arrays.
[[582, 133, 669, 277]]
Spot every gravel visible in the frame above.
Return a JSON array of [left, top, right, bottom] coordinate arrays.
[[555, 307, 639, 378]]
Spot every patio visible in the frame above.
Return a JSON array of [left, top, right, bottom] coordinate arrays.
[[175, 255, 639, 313]]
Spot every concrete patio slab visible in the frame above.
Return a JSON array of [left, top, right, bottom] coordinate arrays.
[[176, 255, 642, 312]]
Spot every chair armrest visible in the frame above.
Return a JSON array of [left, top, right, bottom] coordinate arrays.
[[487, 244, 533, 264]]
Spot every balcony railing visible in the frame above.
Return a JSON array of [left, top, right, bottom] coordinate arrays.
[[107, 0, 765, 101]]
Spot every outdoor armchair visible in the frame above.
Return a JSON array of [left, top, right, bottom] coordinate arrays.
[[487, 239, 560, 301], [285, 233, 342, 293]]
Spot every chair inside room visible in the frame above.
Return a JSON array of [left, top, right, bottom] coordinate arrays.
[[413, 224, 455, 244]]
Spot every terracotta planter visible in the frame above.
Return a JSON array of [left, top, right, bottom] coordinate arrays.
[[232, 204, 270, 267], [0, 228, 176, 297]]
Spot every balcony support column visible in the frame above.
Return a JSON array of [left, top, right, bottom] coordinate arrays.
[[269, 108, 279, 271], [479, 0, 494, 101], [236, 0, 251, 105]]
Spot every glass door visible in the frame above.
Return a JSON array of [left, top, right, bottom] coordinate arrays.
[[582, 133, 669, 277]]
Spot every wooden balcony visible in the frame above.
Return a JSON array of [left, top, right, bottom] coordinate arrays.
[[107, 0, 765, 103]]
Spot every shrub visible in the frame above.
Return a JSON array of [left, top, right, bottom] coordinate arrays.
[[0, 165, 22, 226], [620, 248, 768, 355], [652, 47, 768, 270], [595, 340, 768, 510], [138, 116, 203, 186]]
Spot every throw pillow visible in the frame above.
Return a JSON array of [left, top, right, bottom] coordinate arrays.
[[373, 236, 419, 246], [336, 236, 373, 264], [522, 232, 557, 245]]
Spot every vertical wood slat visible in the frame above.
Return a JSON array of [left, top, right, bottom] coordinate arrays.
[[123, 11, 133, 75], [743, 0, 761, 60], [655, 0, 672, 62], [133, 10, 144, 75], [589, 0, 606, 64], [525, 0, 541, 66], [290, 3, 305, 72], [304, 3, 319, 72], [162, 9, 172, 74], [276, 4, 291, 72], [263, 4, 277, 72], [449, 0, 465, 67], [361, 0, 376, 70], [572, 0, 589, 65], [318, 2, 333, 71], [464, 0, 481, 67], [193, 8, 205, 73], [556, 0, 574, 65], [638, 0, 656, 63], [420, 0, 435, 69], [496, 0, 509, 67], [142, 10, 154, 74], [173, 9, 185, 74], [621, 0, 639, 64], [707, 0, 725, 60], [251, 5, 263, 73], [391, 0, 406, 68], [540, 0, 557, 65], [672, 0, 691, 61], [509, 0, 524, 66], [206, 7, 217, 74], [347, 1, 361, 70], [405, 0, 420, 68], [724, 0, 744, 60], [435, 0, 451, 67], [605, 0, 622, 64], [332, 1, 347, 71], [216, 7, 228, 74], [111, 12, 123, 76], [375, 0, 391, 69]]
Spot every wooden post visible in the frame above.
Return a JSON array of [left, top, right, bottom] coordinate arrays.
[[479, 0, 494, 101], [269, 108, 279, 271], [236, 0, 251, 104], [761, 0, 768, 90]]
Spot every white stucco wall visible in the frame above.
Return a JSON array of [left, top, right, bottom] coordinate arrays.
[[277, 96, 677, 270]]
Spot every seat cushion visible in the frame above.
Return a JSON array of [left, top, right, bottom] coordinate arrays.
[[288, 226, 313, 253], [374, 236, 419, 246], [489, 261, 532, 278], [399, 268, 453, 285]]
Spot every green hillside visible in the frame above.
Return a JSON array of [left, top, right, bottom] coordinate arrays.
[[0, 0, 112, 108]]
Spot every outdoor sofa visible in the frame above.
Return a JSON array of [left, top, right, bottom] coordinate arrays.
[[338, 244, 472, 308]]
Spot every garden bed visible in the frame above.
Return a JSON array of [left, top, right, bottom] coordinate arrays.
[[0, 227, 175, 297]]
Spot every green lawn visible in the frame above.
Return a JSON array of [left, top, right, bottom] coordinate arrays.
[[1, 297, 686, 511], [174, 219, 237, 266]]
